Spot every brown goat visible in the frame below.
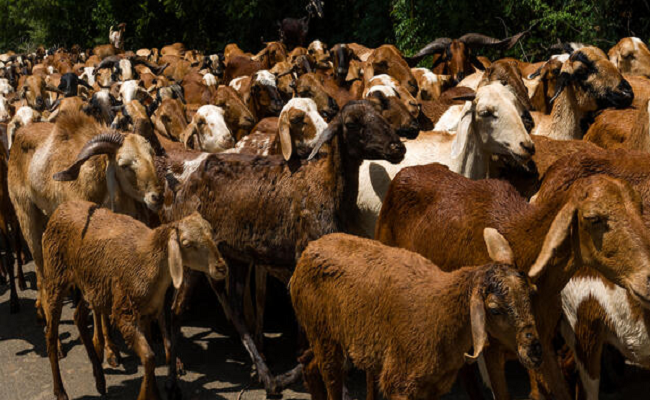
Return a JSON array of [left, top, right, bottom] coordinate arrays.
[[376, 163, 650, 400], [152, 98, 188, 141], [291, 233, 542, 400], [294, 72, 340, 120], [609, 37, 650, 78], [42, 201, 226, 400], [211, 85, 256, 141], [160, 101, 406, 396], [364, 45, 418, 96]]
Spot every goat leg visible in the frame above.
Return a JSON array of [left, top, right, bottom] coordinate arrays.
[[0, 233, 19, 313], [165, 278, 195, 400], [14, 231, 26, 291], [74, 301, 107, 396], [255, 265, 268, 347]]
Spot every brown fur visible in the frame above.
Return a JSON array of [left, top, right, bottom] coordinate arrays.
[[152, 98, 188, 141], [224, 55, 264, 84], [212, 85, 255, 141], [294, 73, 340, 120], [41, 200, 226, 400], [609, 37, 650, 78], [584, 106, 649, 151], [291, 233, 540, 400], [376, 163, 650, 400], [364, 45, 418, 96]]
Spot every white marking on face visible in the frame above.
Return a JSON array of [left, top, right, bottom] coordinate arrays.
[[562, 277, 650, 364], [309, 40, 324, 52], [81, 67, 96, 86], [118, 59, 133, 81], [632, 37, 644, 52], [550, 54, 570, 63], [195, 105, 234, 153], [280, 98, 328, 148], [255, 70, 276, 87], [120, 80, 139, 103], [369, 74, 398, 90]]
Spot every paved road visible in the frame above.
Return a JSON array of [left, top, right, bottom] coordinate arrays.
[[0, 263, 647, 399]]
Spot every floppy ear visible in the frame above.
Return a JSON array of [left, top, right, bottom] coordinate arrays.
[[528, 201, 577, 280], [18, 86, 27, 99], [278, 109, 293, 161], [168, 229, 184, 289], [307, 116, 341, 160], [484, 228, 514, 265], [182, 119, 200, 149], [465, 286, 488, 363], [451, 101, 474, 158], [368, 90, 390, 111]]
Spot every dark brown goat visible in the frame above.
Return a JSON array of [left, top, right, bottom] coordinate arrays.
[[160, 101, 405, 397], [376, 163, 650, 400]]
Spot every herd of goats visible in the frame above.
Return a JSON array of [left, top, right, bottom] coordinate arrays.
[[1, 20, 650, 400]]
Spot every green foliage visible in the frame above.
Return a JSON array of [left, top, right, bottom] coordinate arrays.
[[1, 0, 650, 63]]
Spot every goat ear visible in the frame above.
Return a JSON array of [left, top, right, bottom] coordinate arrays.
[[168, 229, 184, 289], [183, 121, 199, 149], [484, 228, 514, 265], [307, 117, 340, 160], [529, 201, 577, 280], [450, 101, 474, 158], [470, 55, 486, 71], [278, 109, 293, 161], [465, 287, 488, 363]]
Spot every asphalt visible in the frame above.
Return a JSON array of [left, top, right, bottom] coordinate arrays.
[[0, 262, 648, 400]]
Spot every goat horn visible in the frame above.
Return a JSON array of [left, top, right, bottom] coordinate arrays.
[[45, 84, 64, 94], [96, 56, 120, 70], [405, 38, 452, 67], [53, 132, 124, 181], [459, 32, 526, 50]]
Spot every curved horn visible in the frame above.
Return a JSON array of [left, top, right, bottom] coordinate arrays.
[[459, 31, 526, 50], [405, 38, 452, 67], [96, 56, 120, 70], [45, 84, 64, 94], [53, 132, 124, 181]]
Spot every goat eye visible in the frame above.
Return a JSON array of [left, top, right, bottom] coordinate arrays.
[[583, 214, 603, 224], [478, 110, 493, 118], [489, 308, 502, 316]]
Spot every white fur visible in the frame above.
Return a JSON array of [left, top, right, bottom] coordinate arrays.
[[369, 74, 398, 90], [632, 37, 644, 52], [354, 83, 532, 237], [202, 73, 217, 87], [118, 59, 133, 81], [0, 78, 13, 95], [175, 153, 210, 183], [254, 70, 276, 87], [458, 71, 484, 90], [80, 67, 96, 87], [230, 76, 248, 92], [434, 104, 465, 132], [309, 40, 325, 52], [366, 85, 397, 99], [8, 106, 41, 148], [47, 66, 55, 75], [0, 95, 9, 122], [119, 80, 140, 103], [193, 105, 234, 153], [550, 54, 570, 63], [281, 98, 328, 148]]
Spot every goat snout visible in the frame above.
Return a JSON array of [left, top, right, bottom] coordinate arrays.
[[385, 141, 406, 163], [35, 96, 45, 110], [520, 141, 535, 156], [145, 192, 163, 211], [605, 79, 634, 109]]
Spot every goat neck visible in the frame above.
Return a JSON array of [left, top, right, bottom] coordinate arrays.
[[548, 86, 585, 140]]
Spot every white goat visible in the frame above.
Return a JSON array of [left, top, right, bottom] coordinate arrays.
[[8, 106, 42, 149], [0, 78, 14, 95], [354, 82, 534, 237]]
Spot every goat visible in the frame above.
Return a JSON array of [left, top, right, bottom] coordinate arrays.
[[364, 45, 418, 96], [294, 72, 340, 120], [376, 163, 650, 400], [182, 105, 234, 153], [211, 85, 256, 141], [532, 47, 633, 140], [365, 90, 419, 137], [42, 200, 227, 400], [411, 67, 452, 101], [291, 232, 542, 400], [526, 55, 566, 114], [363, 74, 419, 117], [232, 98, 327, 158], [407, 32, 526, 83], [247, 70, 284, 120], [7, 106, 42, 149], [609, 37, 650, 77], [152, 98, 188, 142], [18, 75, 62, 111], [354, 82, 534, 237], [8, 111, 163, 330], [307, 40, 330, 69], [108, 23, 126, 50], [0, 142, 25, 313], [583, 101, 649, 151], [160, 100, 406, 397]]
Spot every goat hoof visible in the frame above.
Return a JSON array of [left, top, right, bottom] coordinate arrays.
[[36, 307, 45, 326], [106, 352, 121, 368], [95, 371, 107, 395], [56, 393, 69, 400]]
